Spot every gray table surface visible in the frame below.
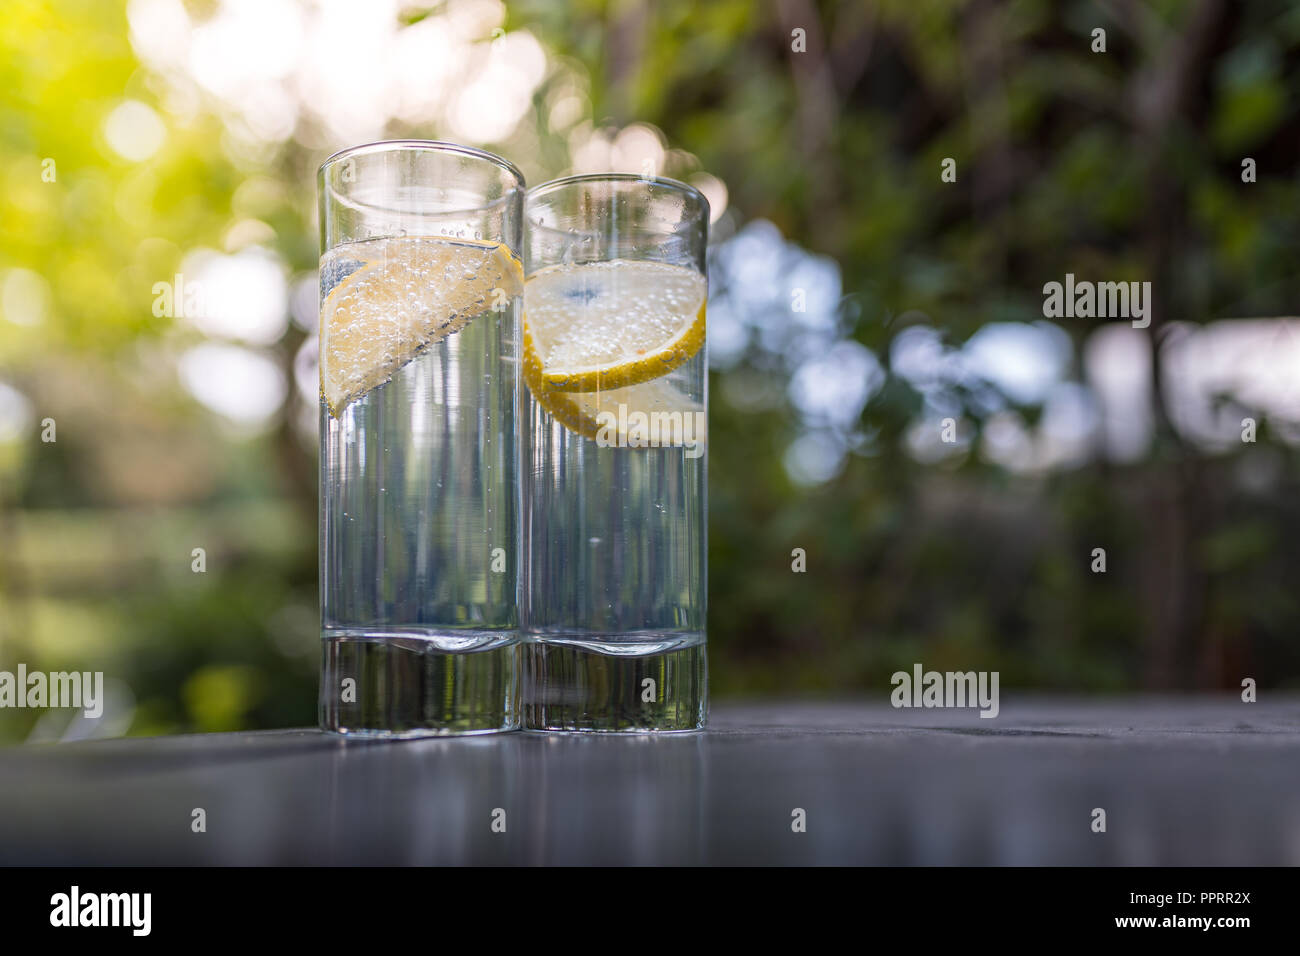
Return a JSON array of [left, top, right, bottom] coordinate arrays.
[[1, 698, 1296, 865]]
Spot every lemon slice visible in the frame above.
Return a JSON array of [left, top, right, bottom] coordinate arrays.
[[522, 314, 706, 447], [319, 235, 522, 415], [524, 260, 706, 392]]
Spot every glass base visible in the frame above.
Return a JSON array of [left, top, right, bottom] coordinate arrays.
[[320, 630, 519, 737], [522, 635, 707, 733]]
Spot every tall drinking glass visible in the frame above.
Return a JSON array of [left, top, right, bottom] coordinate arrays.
[[522, 174, 709, 732], [318, 141, 524, 736]]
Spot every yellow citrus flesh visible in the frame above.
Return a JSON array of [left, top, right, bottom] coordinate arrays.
[[524, 260, 706, 393], [522, 259, 706, 444], [523, 325, 705, 443], [320, 236, 522, 416]]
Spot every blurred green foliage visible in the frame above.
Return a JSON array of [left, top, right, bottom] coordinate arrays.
[[2, 0, 1300, 740]]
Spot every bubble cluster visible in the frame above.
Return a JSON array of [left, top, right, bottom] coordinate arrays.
[[319, 236, 522, 413]]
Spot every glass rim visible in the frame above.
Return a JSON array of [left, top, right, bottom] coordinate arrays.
[[527, 172, 709, 214], [319, 139, 525, 188]]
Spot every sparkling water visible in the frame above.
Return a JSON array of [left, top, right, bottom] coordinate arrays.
[[522, 348, 707, 731], [319, 238, 521, 735]]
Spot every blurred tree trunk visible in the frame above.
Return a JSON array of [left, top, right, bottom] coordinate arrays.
[[1131, 0, 1225, 687]]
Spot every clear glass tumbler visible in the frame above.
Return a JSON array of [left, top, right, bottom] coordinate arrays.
[[318, 141, 524, 736], [522, 174, 709, 732]]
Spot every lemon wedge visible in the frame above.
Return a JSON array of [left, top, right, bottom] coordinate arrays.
[[524, 260, 706, 393], [319, 236, 522, 416], [522, 259, 706, 445]]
